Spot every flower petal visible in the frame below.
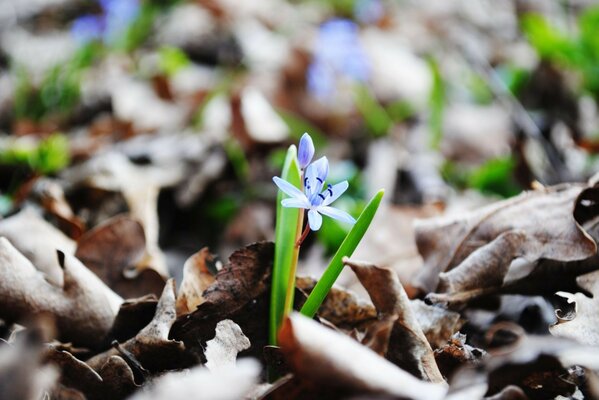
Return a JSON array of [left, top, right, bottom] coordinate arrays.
[[298, 133, 315, 169], [308, 209, 323, 231], [322, 180, 349, 206], [273, 176, 306, 200], [318, 206, 356, 225], [282, 198, 310, 209], [305, 156, 329, 200]]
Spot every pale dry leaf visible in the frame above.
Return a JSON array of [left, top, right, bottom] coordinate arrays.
[[0, 207, 76, 286], [278, 313, 447, 400], [414, 182, 598, 304], [550, 269, 599, 345], [0, 238, 122, 348], [176, 248, 216, 315], [128, 358, 261, 400], [345, 258, 445, 383], [204, 320, 250, 371]]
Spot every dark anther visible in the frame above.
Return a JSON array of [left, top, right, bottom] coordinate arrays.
[[318, 193, 325, 200], [316, 177, 323, 183]]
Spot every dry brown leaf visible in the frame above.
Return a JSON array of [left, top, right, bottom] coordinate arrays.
[[175, 247, 216, 315], [277, 313, 447, 400], [345, 258, 445, 384], [0, 238, 122, 348], [172, 242, 273, 362], [411, 299, 463, 349], [75, 215, 166, 298], [204, 319, 250, 371], [0, 207, 76, 286], [86, 279, 195, 373], [296, 276, 377, 330], [31, 178, 85, 239], [414, 182, 599, 304]]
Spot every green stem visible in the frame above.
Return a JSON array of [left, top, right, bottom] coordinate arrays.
[[283, 210, 305, 315]]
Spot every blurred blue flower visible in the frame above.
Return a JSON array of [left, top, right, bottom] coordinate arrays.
[[307, 19, 370, 101], [71, 0, 139, 44]]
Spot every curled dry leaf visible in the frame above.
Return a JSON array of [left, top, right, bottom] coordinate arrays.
[[277, 313, 447, 400], [550, 269, 599, 346], [0, 207, 76, 286], [411, 299, 463, 349], [204, 319, 251, 371], [86, 279, 195, 373], [109, 295, 158, 343], [171, 242, 274, 361], [434, 333, 485, 380], [345, 258, 445, 383], [414, 182, 599, 305], [128, 358, 261, 400], [175, 247, 216, 315], [75, 215, 166, 298], [0, 238, 122, 348]]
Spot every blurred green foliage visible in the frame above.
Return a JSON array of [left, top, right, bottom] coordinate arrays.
[[427, 58, 445, 149], [0, 133, 70, 175], [441, 156, 521, 198], [158, 46, 191, 76], [522, 7, 599, 97]]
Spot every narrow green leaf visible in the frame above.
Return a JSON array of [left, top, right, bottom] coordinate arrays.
[[270, 145, 302, 345], [300, 189, 384, 318]]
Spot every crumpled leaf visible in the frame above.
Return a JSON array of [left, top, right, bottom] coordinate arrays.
[[434, 333, 485, 379], [205, 319, 250, 371], [0, 207, 76, 286], [171, 242, 273, 361], [176, 247, 216, 315], [86, 279, 195, 373], [296, 276, 377, 330], [109, 295, 158, 343], [345, 258, 445, 383], [414, 182, 599, 305], [0, 238, 122, 348], [550, 269, 599, 345], [277, 313, 447, 400], [31, 178, 85, 239], [75, 215, 166, 298], [128, 358, 261, 400], [411, 299, 463, 349]]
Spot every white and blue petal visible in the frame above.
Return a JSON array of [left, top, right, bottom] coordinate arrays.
[[317, 206, 356, 225], [282, 197, 310, 209], [273, 176, 305, 200], [305, 156, 329, 200], [322, 180, 349, 206], [307, 209, 323, 231], [298, 133, 315, 169]]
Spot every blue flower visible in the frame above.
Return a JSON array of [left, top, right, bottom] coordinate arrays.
[[307, 19, 370, 100], [298, 132, 315, 169], [273, 157, 356, 231], [71, 0, 139, 44]]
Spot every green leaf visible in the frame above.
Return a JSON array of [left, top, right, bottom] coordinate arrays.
[[300, 189, 384, 318], [353, 84, 392, 137], [428, 58, 445, 149], [270, 145, 302, 345], [158, 46, 191, 77]]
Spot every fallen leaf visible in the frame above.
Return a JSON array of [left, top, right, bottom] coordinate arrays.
[[75, 215, 166, 298], [204, 319, 251, 371], [550, 269, 599, 345], [0, 207, 76, 286], [414, 182, 599, 305], [176, 248, 216, 315], [86, 279, 195, 373], [0, 238, 122, 348], [171, 242, 273, 361], [278, 313, 447, 400], [434, 333, 485, 379], [345, 258, 445, 383], [128, 358, 261, 400], [411, 299, 463, 349]]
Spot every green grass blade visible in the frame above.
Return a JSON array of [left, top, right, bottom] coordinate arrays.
[[300, 189, 384, 318], [270, 145, 302, 345]]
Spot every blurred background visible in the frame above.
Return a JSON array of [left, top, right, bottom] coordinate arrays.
[[0, 0, 599, 286]]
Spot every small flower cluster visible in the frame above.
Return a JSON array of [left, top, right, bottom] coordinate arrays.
[[273, 133, 356, 231]]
